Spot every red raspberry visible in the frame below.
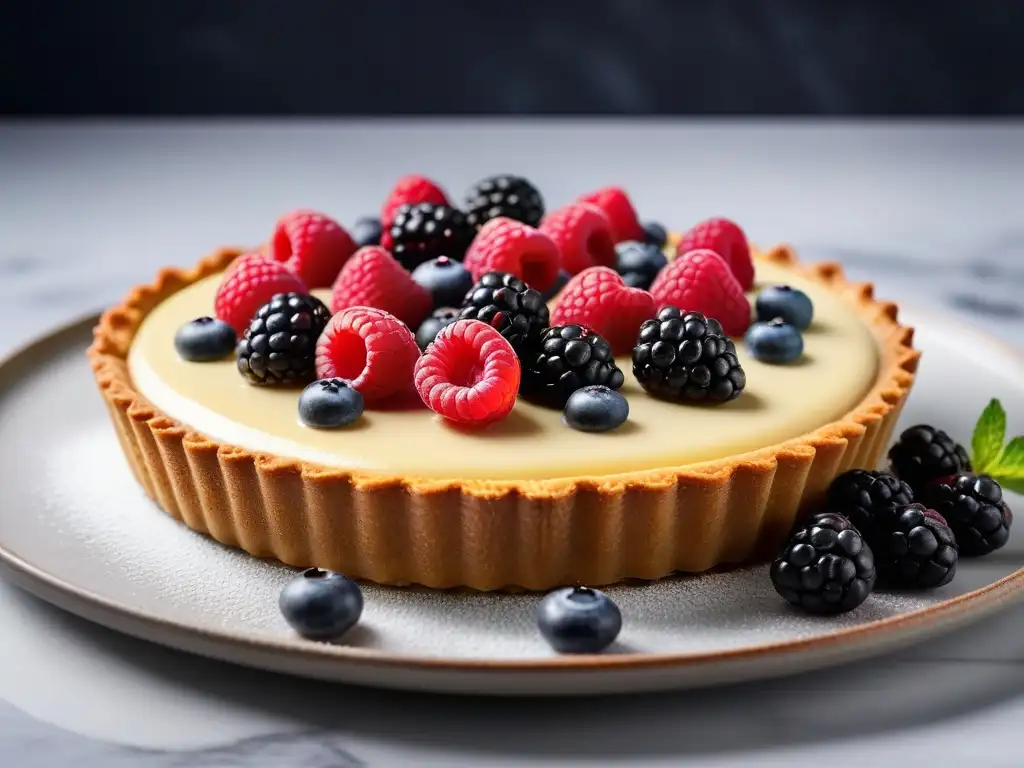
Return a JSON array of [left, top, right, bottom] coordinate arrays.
[[269, 209, 357, 288], [462, 217, 561, 293], [214, 253, 307, 335], [576, 186, 644, 243], [650, 249, 751, 337], [380, 174, 449, 232], [315, 307, 420, 405], [676, 218, 754, 291], [539, 202, 616, 275], [550, 266, 656, 355], [330, 246, 432, 329], [414, 319, 520, 426]]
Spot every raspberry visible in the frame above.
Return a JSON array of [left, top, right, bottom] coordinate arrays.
[[214, 253, 307, 335], [414, 319, 521, 426], [315, 307, 421, 404], [269, 209, 357, 288], [676, 218, 755, 291], [576, 186, 645, 243], [463, 217, 561, 294], [330, 246, 432, 329], [550, 266, 656, 355], [539, 202, 616, 275], [380, 174, 449, 229], [649, 249, 751, 337]]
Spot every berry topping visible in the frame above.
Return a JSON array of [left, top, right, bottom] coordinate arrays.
[[770, 512, 876, 614], [463, 174, 545, 229], [214, 253, 307, 335], [380, 174, 449, 230], [642, 221, 668, 248], [463, 217, 561, 294], [550, 266, 656, 356], [382, 202, 475, 270], [330, 246, 432, 329], [564, 385, 630, 433], [411, 256, 474, 309], [537, 586, 622, 654], [744, 318, 804, 364], [614, 240, 668, 291], [543, 269, 572, 301], [279, 568, 364, 641], [415, 307, 460, 351], [756, 284, 814, 330], [921, 474, 1013, 557], [576, 186, 644, 243], [868, 504, 958, 589], [521, 324, 625, 406], [236, 292, 331, 386], [826, 469, 915, 536], [269, 209, 357, 288], [174, 317, 236, 362], [889, 425, 972, 492], [298, 378, 365, 429], [315, 307, 421, 405], [676, 217, 754, 291], [459, 271, 549, 356], [414, 319, 520, 426], [632, 307, 746, 403], [649, 249, 751, 338], [540, 202, 617, 275], [351, 216, 383, 248]]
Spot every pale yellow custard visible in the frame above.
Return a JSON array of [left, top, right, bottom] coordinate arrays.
[[127, 260, 879, 481]]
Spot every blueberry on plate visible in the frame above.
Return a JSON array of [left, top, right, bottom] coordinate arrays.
[[537, 586, 622, 654], [279, 568, 364, 641], [642, 221, 668, 249], [745, 318, 804, 364], [755, 285, 814, 329], [615, 240, 668, 291], [174, 317, 237, 362], [564, 385, 629, 432], [351, 216, 383, 248], [412, 256, 474, 308], [298, 378, 364, 428], [415, 307, 461, 351]]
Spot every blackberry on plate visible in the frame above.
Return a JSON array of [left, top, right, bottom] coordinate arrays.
[[459, 271, 549, 355], [236, 292, 331, 385], [387, 202, 474, 270], [631, 307, 746, 403], [770, 512, 875, 614], [921, 474, 1013, 556], [463, 174, 545, 229], [521, 324, 625, 406], [826, 469, 915, 536], [615, 240, 668, 291], [415, 307, 460, 351], [869, 504, 958, 589], [889, 425, 972, 491]]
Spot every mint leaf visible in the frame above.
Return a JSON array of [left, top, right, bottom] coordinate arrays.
[[992, 436, 1024, 478], [996, 476, 1024, 496], [972, 398, 1007, 473]]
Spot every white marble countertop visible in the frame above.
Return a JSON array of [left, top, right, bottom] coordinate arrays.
[[1, 120, 1024, 767]]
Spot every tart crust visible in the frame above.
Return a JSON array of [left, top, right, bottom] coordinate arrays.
[[88, 245, 918, 591]]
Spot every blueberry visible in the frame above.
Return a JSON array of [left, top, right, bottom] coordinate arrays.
[[298, 378, 364, 428], [415, 307, 460, 351], [351, 216, 382, 248], [642, 221, 668, 249], [411, 256, 474, 308], [542, 269, 571, 301], [537, 586, 622, 654], [756, 285, 814, 330], [174, 317, 237, 362], [745, 318, 804, 364], [564, 385, 629, 432], [615, 241, 668, 291], [279, 568, 364, 641]]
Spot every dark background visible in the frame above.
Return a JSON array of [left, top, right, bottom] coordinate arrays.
[[3, 0, 1024, 115]]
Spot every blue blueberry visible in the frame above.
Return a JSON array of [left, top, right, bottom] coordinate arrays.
[[279, 568, 364, 641], [298, 378, 364, 428], [745, 318, 804, 364], [411, 256, 474, 308], [351, 216, 382, 248], [174, 317, 237, 362], [415, 307, 460, 351], [756, 285, 814, 330], [542, 269, 571, 301], [564, 385, 629, 432], [615, 240, 668, 291], [537, 586, 622, 654], [642, 221, 668, 249]]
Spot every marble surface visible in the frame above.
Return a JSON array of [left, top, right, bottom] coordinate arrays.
[[1, 120, 1024, 766]]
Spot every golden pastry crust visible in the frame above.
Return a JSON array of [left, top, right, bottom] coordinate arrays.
[[88, 245, 918, 590]]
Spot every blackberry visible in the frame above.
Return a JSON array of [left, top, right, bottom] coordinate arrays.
[[631, 307, 746, 403], [459, 271, 549, 356], [869, 504, 958, 589], [770, 512, 876, 614], [521, 325, 625, 406], [236, 293, 330, 385], [463, 174, 545, 229], [921, 474, 1013, 557], [827, 469, 915, 536], [387, 202, 474, 270], [888, 425, 971, 492]]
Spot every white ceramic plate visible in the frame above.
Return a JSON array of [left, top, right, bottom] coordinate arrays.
[[0, 309, 1021, 696]]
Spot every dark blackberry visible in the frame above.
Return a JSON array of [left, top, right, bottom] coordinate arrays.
[[869, 504, 958, 589], [463, 174, 544, 229], [520, 325, 625, 406], [387, 202, 474, 270], [236, 293, 330, 386], [459, 271, 549, 356], [827, 469, 915, 535], [888, 425, 971, 492], [770, 512, 876, 614], [631, 307, 746, 403], [921, 474, 1013, 557]]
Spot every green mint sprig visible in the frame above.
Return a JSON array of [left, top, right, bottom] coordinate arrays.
[[971, 398, 1024, 495]]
